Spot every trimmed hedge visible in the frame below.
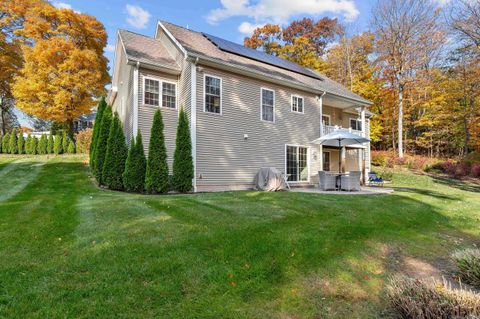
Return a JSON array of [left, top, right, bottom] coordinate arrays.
[[172, 108, 193, 193], [145, 110, 169, 194], [123, 131, 146, 193], [102, 113, 127, 190]]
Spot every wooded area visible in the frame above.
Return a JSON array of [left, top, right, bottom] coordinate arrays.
[[244, 0, 480, 159]]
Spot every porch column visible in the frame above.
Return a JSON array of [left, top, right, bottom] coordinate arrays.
[[360, 106, 367, 184], [361, 106, 366, 138], [341, 146, 346, 173]]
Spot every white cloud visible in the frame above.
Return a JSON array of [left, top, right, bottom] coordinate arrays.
[[105, 44, 115, 52], [238, 22, 265, 35], [52, 1, 80, 13], [53, 1, 72, 9], [207, 0, 360, 25], [125, 4, 151, 29]]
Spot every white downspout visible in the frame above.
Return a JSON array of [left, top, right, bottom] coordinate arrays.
[[133, 61, 139, 138], [190, 58, 198, 192]]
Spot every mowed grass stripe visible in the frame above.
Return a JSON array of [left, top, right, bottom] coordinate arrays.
[[0, 158, 45, 202]]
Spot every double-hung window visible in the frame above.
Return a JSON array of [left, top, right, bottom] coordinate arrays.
[[144, 78, 160, 106], [162, 82, 176, 108], [261, 88, 275, 122], [286, 145, 309, 182], [350, 118, 362, 131], [144, 77, 176, 109], [205, 75, 221, 114], [323, 152, 330, 171], [291, 95, 304, 113]]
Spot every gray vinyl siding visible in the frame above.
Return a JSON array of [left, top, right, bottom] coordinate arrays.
[[178, 60, 191, 121], [137, 68, 179, 170], [112, 49, 134, 142], [195, 65, 322, 189]]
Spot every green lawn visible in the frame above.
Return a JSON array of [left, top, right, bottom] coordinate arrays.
[[0, 155, 479, 318]]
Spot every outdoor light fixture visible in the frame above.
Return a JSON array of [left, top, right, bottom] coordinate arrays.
[[243, 134, 248, 140]]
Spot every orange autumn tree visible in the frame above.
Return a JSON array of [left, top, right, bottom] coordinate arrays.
[[8, 1, 109, 132]]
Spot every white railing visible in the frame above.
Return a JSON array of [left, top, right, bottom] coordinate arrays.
[[322, 125, 363, 136]]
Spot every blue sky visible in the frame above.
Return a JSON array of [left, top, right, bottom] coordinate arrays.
[[51, 0, 377, 74]]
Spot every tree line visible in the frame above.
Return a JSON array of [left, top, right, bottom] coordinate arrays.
[[90, 98, 194, 194], [244, 0, 480, 158]]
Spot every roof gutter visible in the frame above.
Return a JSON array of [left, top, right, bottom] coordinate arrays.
[[126, 59, 181, 75], [186, 54, 325, 96]]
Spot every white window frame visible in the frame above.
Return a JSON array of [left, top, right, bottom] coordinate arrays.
[[284, 144, 310, 183], [142, 75, 177, 109], [291, 94, 304, 114], [260, 87, 275, 123], [349, 118, 362, 131], [160, 79, 178, 109], [322, 114, 331, 126], [203, 74, 222, 115]]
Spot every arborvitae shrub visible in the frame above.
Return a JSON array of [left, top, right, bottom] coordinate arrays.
[[90, 97, 107, 167], [47, 133, 54, 154], [172, 108, 194, 192], [17, 132, 25, 154], [123, 131, 146, 193], [25, 134, 32, 154], [2, 133, 10, 153], [102, 113, 127, 190], [145, 110, 169, 194], [9, 129, 18, 154], [62, 131, 68, 153], [0, 135, 2, 153], [67, 140, 76, 154], [54, 132, 63, 154], [93, 106, 112, 184], [38, 135, 47, 155], [31, 137, 38, 155]]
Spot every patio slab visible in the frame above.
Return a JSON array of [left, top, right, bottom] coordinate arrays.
[[291, 186, 394, 195]]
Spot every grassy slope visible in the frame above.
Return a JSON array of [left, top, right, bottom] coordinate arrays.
[[0, 155, 479, 318]]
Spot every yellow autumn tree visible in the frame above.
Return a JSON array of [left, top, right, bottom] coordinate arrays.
[[8, 1, 109, 130]]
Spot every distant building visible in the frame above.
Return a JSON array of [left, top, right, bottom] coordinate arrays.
[[73, 112, 96, 133]]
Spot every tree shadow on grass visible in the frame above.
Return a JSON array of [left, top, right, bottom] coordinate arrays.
[[392, 187, 463, 200], [430, 175, 480, 193]]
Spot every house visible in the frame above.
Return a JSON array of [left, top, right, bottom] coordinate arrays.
[[108, 20, 373, 192], [73, 112, 96, 133]]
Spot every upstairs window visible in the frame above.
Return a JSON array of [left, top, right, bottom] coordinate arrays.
[[291, 95, 304, 113], [162, 82, 176, 108], [144, 78, 160, 106], [144, 77, 176, 109], [350, 118, 362, 131], [261, 88, 275, 122], [205, 75, 222, 114]]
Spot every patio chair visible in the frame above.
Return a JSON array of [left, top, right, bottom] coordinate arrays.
[[341, 171, 361, 191], [318, 171, 336, 191], [368, 172, 384, 187]]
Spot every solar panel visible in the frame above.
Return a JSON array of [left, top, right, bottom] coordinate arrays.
[[202, 33, 323, 81]]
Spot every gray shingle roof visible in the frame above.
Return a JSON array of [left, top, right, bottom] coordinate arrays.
[[118, 29, 180, 70], [160, 21, 371, 105]]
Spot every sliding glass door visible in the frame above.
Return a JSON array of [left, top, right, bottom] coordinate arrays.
[[286, 145, 309, 182]]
